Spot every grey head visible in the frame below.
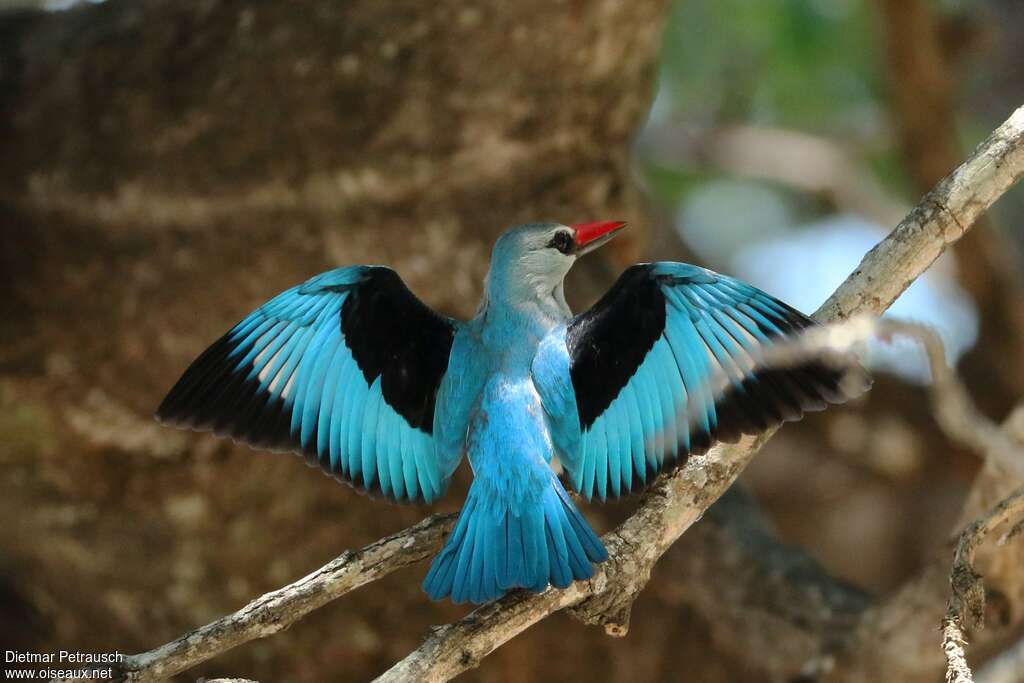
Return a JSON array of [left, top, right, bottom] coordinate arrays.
[[483, 221, 627, 312]]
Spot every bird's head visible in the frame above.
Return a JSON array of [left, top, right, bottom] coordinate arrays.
[[485, 220, 627, 308]]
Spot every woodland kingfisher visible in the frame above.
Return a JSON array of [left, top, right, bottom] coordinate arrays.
[[157, 221, 865, 604]]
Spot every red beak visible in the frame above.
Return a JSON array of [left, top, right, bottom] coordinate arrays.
[[571, 221, 627, 251]]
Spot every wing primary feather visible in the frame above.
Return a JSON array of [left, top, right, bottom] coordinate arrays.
[[359, 380, 383, 494], [384, 409, 406, 502], [330, 356, 358, 475], [297, 328, 337, 451], [603, 402, 623, 499], [658, 329, 691, 455], [400, 420, 420, 502], [366, 379, 391, 498], [653, 340, 682, 464], [289, 318, 338, 434], [316, 344, 347, 468], [615, 399, 633, 495], [580, 430, 597, 500], [621, 384, 646, 489]]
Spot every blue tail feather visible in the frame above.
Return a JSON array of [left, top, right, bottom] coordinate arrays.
[[505, 510, 526, 591], [423, 476, 607, 604], [545, 526, 570, 589], [469, 518, 488, 603]]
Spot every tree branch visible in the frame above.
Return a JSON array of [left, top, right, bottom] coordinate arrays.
[[944, 617, 975, 683], [944, 489, 1024, 683], [740, 318, 1024, 683], [107, 104, 1024, 683]]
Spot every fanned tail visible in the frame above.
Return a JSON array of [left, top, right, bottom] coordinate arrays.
[[423, 475, 607, 604]]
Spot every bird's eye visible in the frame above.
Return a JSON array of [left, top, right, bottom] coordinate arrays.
[[547, 230, 575, 255]]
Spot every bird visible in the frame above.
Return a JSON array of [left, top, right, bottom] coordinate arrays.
[[156, 220, 866, 604]]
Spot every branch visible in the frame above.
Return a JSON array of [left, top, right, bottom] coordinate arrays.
[[943, 489, 1024, 683], [108, 104, 1024, 683], [874, 0, 1024, 416], [944, 617, 974, 683]]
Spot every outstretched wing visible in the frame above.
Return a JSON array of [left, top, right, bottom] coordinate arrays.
[[533, 262, 866, 501], [157, 266, 460, 503]]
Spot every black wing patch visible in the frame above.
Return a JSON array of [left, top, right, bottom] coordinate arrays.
[[342, 267, 456, 433], [566, 264, 665, 430]]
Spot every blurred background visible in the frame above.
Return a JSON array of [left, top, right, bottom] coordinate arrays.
[[1, 0, 1023, 681]]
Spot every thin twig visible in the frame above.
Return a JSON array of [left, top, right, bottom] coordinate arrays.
[[949, 490, 1024, 630], [942, 490, 1024, 683], [944, 616, 974, 683]]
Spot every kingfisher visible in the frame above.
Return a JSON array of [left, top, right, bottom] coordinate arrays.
[[157, 221, 863, 604]]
